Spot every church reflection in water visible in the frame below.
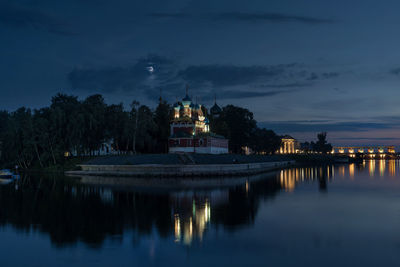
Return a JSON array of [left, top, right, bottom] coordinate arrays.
[[173, 196, 211, 244], [0, 160, 398, 248]]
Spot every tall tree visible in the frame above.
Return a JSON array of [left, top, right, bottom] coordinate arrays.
[[82, 94, 107, 155], [216, 105, 257, 153], [105, 103, 129, 153], [8, 108, 35, 168], [314, 132, 333, 153], [0, 111, 10, 163], [250, 128, 281, 154], [50, 93, 82, 160], [153, 100, 171, 153], [136, 105, 157, 153], [130, 101, 140, 154]]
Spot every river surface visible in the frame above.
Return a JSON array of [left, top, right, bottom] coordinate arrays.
[[1, 160, 400, 266]]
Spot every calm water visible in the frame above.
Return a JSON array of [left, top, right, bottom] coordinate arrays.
[[2, 160, 400, 266]]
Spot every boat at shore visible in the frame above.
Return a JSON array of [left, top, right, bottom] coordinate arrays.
[[0, 169, 20, 184]]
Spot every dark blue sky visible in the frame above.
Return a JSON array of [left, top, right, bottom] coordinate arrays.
[[2, 0, 400, 146]]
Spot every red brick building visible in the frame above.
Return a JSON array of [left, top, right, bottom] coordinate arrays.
[[168, 90, 228, 154]]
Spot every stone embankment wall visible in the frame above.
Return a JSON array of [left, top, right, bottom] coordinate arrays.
[[66, 161, 295, 178]]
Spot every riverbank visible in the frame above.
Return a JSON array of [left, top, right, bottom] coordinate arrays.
[[65, 154, 349, 178], [71, 171, 279, 190], [66, 160, 295, 178]]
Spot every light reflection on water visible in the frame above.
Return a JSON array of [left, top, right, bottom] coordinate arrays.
[[1, 160, 400, 266], [173, 196, 211, 245], [279, 160, 400, 193]]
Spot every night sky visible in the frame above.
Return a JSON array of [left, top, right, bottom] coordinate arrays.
[[2, 0, 400, 146]]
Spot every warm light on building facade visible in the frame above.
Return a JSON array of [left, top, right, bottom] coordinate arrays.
[[169, 90, 228, 154], [331, 146, 396, 158], [278, 136, 300, 154]]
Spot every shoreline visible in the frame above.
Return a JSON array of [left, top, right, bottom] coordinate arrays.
[[68, 170, 282, 190], [65, 160, 296, 178]]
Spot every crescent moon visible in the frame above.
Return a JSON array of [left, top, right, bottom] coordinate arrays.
[[147, 66, 154, 73]]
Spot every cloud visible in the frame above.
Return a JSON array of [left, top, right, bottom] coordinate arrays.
[[67, 54, 341, 102], [68, 54, 176, 93], [68, 56, 302, 97], [148, 13, 188, 19], [389, 67, 400, 75], [322, 72, 339, 79], [0, 3, 76, 35], [258, 118, 400, 146], [214, 12, 334, 25], [257, 82, 312, 88], [334, 137, 400, 141], [306, 72, 339, 81], [204, 89, 295, 101], [307, 72, 319, 80], [147, 12, 334, 25], [258, 120, 396, 133], [178, 63, 298, 87]]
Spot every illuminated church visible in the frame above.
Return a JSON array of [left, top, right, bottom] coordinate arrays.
[[168, 88, 229, 154]]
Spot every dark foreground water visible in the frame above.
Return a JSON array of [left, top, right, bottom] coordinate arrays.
[[1, 160, 400, 266]]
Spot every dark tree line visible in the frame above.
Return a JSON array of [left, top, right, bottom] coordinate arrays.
[[209, 105, 281, 154], [0, 94, 282, 169], [0, 94, 171, 168], [301, 132, 333, 153]]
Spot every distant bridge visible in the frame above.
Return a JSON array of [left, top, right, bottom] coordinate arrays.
[[332, 146, 396, 158]]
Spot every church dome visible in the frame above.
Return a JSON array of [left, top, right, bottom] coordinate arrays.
[[210, 103, 222, 115], [182, 94, 192, 102], [182, 85, 192, 106], [182, 94, 192, 106], [191, 103, 200, 110]]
